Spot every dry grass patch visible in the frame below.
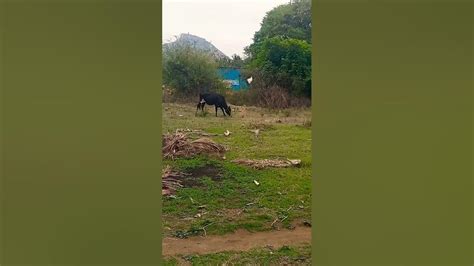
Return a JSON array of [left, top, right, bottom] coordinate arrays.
[[231, 159, 302, 169]]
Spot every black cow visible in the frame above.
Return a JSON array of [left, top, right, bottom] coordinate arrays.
[[196, 92, 232, 117]]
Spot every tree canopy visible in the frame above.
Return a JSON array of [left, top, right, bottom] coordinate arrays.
[[256, 0, 311, 42], [249, 37, 311, 97], [217, 54, 245, 68], [245, 0, 312, 97]]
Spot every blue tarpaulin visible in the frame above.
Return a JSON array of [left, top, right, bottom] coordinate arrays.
[[217, 67, 249, 91]]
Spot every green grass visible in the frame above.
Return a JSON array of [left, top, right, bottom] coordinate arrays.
[[162, 103, 311, 237], [163, 245, 311, 266]]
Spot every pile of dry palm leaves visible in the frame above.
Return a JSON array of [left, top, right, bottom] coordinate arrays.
[[231, 158, 301, 169], [175, 128, 219, 137], [163, 132, 227, 159], [162, 165, 187, 196]]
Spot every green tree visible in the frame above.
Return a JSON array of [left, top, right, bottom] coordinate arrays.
[[244, 0, 312, 98], [250, 36, 311, 97], [216, 57, 231, 68], [217, 54, 245, 68], [163, 44, 223, 95], [245, 0, 311, 58], [230, 54, 244, 68]]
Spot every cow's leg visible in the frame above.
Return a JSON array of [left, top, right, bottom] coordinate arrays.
[[197, 99, 206, 113], [220, 107, 226, 116], [215, 106, 218, 117], [196, 103, 201, 114]]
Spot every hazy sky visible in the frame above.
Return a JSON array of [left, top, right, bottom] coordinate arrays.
[[163, 0, 290, 57]]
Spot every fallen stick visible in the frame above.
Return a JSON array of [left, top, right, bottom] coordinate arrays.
[[271, 218, 279, 227], [201, 222, 214, 237]]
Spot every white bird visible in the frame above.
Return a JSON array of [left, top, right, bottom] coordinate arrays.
[[247, 76, 253, 84]]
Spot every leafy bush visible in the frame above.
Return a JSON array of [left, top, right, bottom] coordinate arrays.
[[163, 43, 225, 98], [225, 85, 310, 109], [248, 37, 311, 97]]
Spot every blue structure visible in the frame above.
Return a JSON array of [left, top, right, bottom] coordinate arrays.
[[217, 67, 249, 91]]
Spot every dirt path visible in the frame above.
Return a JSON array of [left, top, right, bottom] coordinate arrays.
[[163, 227, 311, 256]]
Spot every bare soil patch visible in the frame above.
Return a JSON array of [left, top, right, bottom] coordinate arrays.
[[163, 226, 311, 256], [162, 164, 223, 195], [180, 164, 223, 187]]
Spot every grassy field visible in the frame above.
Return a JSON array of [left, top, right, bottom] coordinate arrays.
[[163, 245, 311, 265], [162, 102, 312, 264]]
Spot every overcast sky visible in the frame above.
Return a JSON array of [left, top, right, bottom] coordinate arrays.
[[163, 0, 290, 57]]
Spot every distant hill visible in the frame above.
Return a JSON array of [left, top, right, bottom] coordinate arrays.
[[163, 33, 229, 60]]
